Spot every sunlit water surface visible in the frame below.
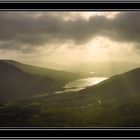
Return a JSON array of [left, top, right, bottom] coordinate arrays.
[[54, 77, 108, 94], [35, 77, 108, 97]]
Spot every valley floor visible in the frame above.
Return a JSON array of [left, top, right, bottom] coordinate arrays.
[[1, 92, 140, 127]]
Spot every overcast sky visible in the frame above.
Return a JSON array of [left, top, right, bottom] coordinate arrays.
[[0, 12, 140, 68]]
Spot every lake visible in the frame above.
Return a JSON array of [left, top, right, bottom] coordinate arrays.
[[54, 77, 108, 94]]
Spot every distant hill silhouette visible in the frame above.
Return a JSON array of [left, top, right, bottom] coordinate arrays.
[[3, 59, 79, 81], [0, 60, 79, 101], [66, 61, 140, 77]]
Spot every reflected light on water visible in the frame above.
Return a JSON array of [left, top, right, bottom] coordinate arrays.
[[54, 77, 108, 94]]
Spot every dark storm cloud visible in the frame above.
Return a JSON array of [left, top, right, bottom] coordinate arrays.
[[0, 12, 140, 52], [106, 12, 140, 43]]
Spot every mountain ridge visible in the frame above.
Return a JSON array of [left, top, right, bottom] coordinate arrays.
[[1, 59, 80, 81], [0, 59, 80, 101]]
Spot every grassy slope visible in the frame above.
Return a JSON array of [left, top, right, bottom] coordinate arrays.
[[79, 67, 140, 101], [1, 94, 140, 127]]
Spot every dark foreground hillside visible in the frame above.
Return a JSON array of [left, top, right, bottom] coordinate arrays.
[[0, 60, 79, 101], [1, 65, 140, 126], [0, 96, 140, 127]]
